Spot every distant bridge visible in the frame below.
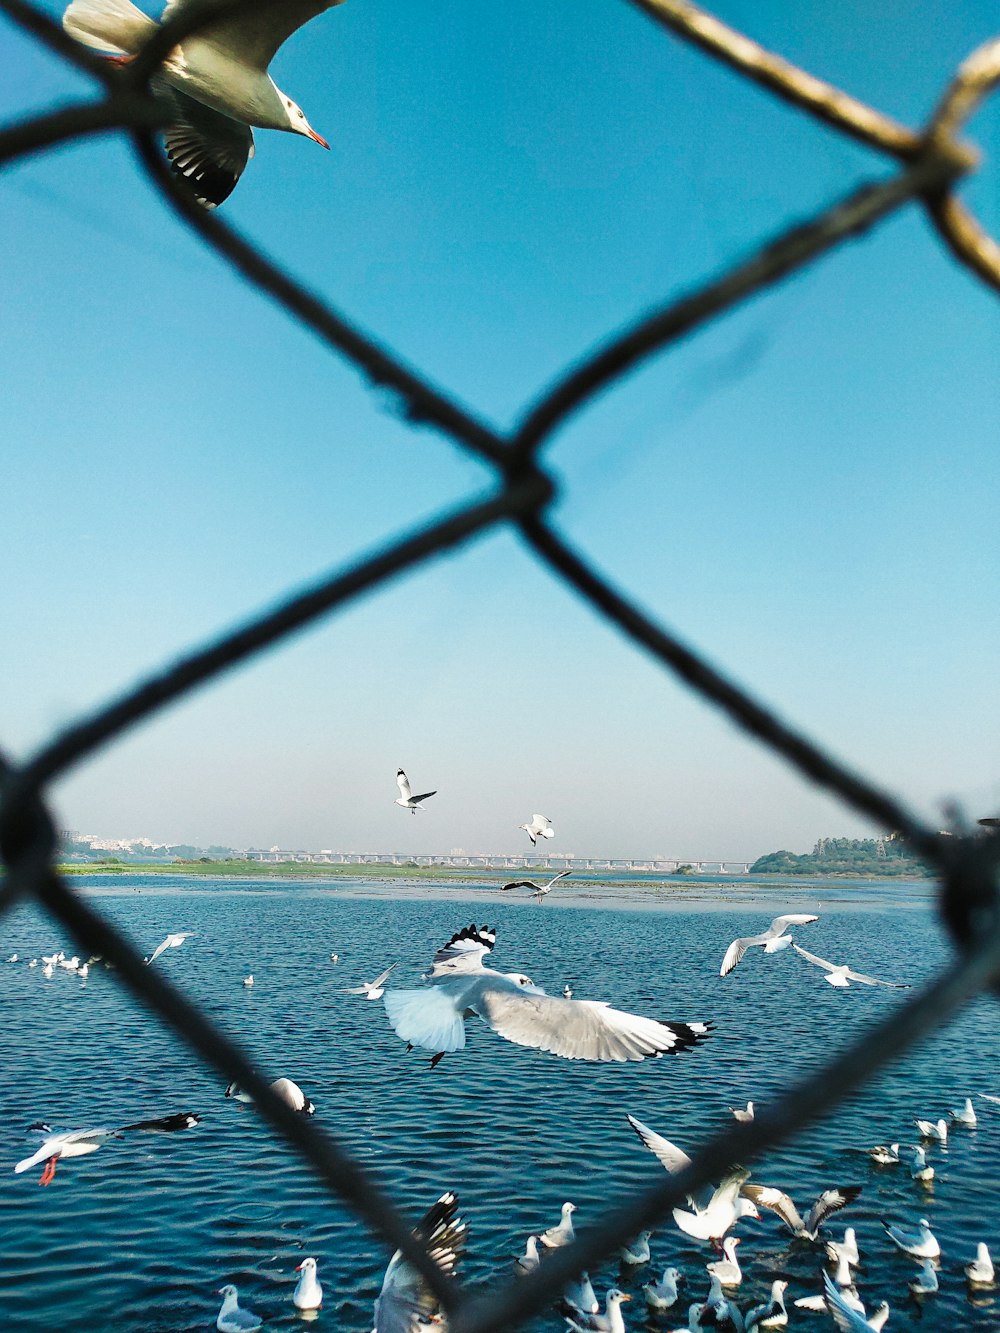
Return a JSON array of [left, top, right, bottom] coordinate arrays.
[[243, 850, 752, 874]]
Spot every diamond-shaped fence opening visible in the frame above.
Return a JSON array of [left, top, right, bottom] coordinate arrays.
[[2, 1, 1000, 1330]]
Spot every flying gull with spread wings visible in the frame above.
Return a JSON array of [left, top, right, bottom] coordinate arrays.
[[518, 813, 554, 846], [719, 914, 818, 977], [500, 870, 571, 903], [63, 0, 345, 206], [395, 769, 436, 814], [792, 944, 910, 989], [384, 925, 712, 1067], [373, 1192, 467, 1333]]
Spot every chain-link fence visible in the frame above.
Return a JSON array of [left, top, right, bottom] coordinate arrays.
[[2, 1, 1000, 1329]]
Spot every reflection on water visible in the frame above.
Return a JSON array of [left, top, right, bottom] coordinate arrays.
[[0, 876, 996, 1331]]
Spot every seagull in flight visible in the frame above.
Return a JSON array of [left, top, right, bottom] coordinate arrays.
[[395, 769, 436, 814], [741, 1183, 861, 1240], [518, 813, 554, 846], [14, 1112, 200, 1184], [720, 914, 818, 976], [62, 0, 346, 207], [384, 926, 712, 1066], [145, 931, 195, 965], [373, 1192, 467, 1333], [341, 963, 398, 1000], [500, 870, 571, 903], [792, 944, 910, 989]]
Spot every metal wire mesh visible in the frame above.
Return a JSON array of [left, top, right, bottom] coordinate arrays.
[[2, 1, 1000, 1328]]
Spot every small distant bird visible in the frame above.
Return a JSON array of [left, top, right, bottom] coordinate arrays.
[[28, 959, 37, 968], [720, 914, 818, 976], [373, 1192, 466, 1333], [539, 1201, 576, 1248], [966, 1242, 995, 1285], [882, 1216, 940, 1259], [341, 963, 398, 1000], [915, 1117, 948, 1143], [500, 870, 572, 903], [563, 983, 574, 999], [519, 813, 555, 846], [951, 1097, 977, 1127], [293, 1256, 323, 1311], [619, 1230, 652, 1265], [730, 1101, 754, 1122], [745, 1278, 788, 1330], [7, 953, 18, 963], [792, 944, 910, 989], [329, 952, 339, 963], [243, 975, 254, 988], [706, 1236, 742, 1285], [909, 1259, 939, 1295], [62, 0, 344, 209], [225, 1077, 315, 1115], [741, 1183, 861, 1240], [77, 963, 89, 979], [564, 1287, 631, 1333], [395, 769, 436, 813], [868, 1142, 900, 1165], [216, 1284, 263, 1333], [515, 1234, 541, 1275], [643, 1267, 681, 1311], [145, 932, 195, 965]]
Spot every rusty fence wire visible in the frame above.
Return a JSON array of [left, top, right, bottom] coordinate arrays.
[[2, 1, 1000, 1329]]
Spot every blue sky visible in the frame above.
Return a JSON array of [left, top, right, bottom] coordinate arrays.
[[1, 0, 998, 860]]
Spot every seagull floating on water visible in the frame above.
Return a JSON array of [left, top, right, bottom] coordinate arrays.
[[729, 1101, 754, 1122], [909, 1258, 939, 1295], [619, 1230, 652, 1265], [564, 1273, 599, 1316], [216, 1284, 263, 1333], [792, 944, 909, 989], [515, 1234, 541, 1275], [706, 1236, 742, 1285], [719, 914, 818, 977], [384, 926, 712, 1066], [564, 1287, 631, 1333], [341, 962, 398, 1000], [243, 975, 254, 988], [867, 1143, 900, 1165], [741, 1183, 861, 1240], [906, 1144, 934, 1182], [540, 1201, 576, 1249], [63, 0, 344, 208], [882, 1216, 940, 1259], [745, 1279, 788, 1330], [950, 1097, 977, 1127], [145, 932, 195, 965], [518, 813, 555, 846], [966, 1242, 995, 1285], [292, 1256, 323, 1310], [643, 1268, 681, 1311], [395, 769, 436, 814], [500, 870, 571, 903], [914, 1116, 947, 1143], [373, 1192, 467, 1333]]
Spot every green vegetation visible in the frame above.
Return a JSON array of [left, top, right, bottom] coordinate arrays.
[[751, 835, 930, 878]]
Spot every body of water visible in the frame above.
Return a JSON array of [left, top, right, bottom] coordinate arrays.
[[1, 874, 996, 1330]]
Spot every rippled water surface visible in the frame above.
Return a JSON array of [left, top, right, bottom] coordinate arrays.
[[2, 875, 997, 1331]]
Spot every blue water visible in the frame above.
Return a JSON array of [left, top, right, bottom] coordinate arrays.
[[1, 875, 997, 1331]]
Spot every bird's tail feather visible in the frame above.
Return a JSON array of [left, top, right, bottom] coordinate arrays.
[[63, 0, 157, 56]]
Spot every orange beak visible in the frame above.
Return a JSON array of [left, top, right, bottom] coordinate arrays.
[[307, 128, 329, 149]]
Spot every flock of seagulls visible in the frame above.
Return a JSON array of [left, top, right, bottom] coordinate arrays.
[[10, 893, 996, 1331], [718, 916, 908, 989]]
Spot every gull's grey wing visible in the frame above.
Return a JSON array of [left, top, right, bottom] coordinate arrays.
[[822, 1271, 873, 1332], [471, 980, 711, 1062], [428, 924, 496, 975], [741, 1184, 805, 1234], [803, 1186, 862, 1236], [500, 880, 540, 892], [767, 913, 819, 936], [396, 770, 412, 800], [409, 790, 436, 804], [844, 968, 910, 988], [383, 986, 466, 1054], [545, 871, 572, 887], [368, 963, 398, 989], [119, 1111, 200, 1134], [161, 0, 348, 72], [146, 934, 175, 965], [625, 1113, 693, 1174], [720, 932, 769, 976], [792, 944, 837, 972], [374, 1192, 466, 1333], [153, 76, 253, 208]]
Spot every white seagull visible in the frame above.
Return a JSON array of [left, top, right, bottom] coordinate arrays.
[[720, 914, 818, 977], [625, 1113, 757, 1243], [540, 1201, 576, 1248], [744, 1279, 788, 1330], [741, 1183, 861, 1240], [914, 1117, 948, 1143], [906, 1144, 934, 1182], [821, 1271, 889, 1331], [515, 1235, 541, 1275], [730, 1101, 754, 1123], [341, 963, 398, 1000], [145, 931, 195, 965], [292, 1256, 323, 1310], [62, 0, 344, 208], [867, 1143, 900, 1165], [619, 1230, 652, 1265], [951, 1097, 977, 1127], [706, 1236, 742, 1285], [500, 870, 571, 903], [216, 1285, 263, 1333], [243, 975, 254, 988], [373, 1192, 467, 1333], [827, 1228, 860, 1268], [882, 1216, 940, 1259], [384, 927, 712, 1067], [966, 1242, 995, 1285], [395, 769, 436, 814], [565, 1273, 600, 1315], [643, 1268, 681, 1311], [14, 1111, 200, 1185], [693, 1275, 743, 1332], [519, 813, 555, 846], [225, 1077, 315, 1114], [908, 1259, 938, 1295], [565, 1288, 632, 1333], [792, 944, 910, 989]]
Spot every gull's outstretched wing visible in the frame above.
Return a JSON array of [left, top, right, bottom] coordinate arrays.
[[155, 77, 254, 209], [472, 980, 711, 1063], [383, 986, 466, 1054], [625, 1113, 693, 1174], [500, 880, 540, 892], [741, 1184, 806, 1235], [146, 936, 173, 965], [844, 968, 909, 989], [792, 945, 837, 972], [767, 913, 819, 936], [804, 1186, 862, 1236], [374, 1192, 467, 1333], [720, 934, 762, 977], [409, 791, 436, 804], [822, 1270, 874, 1332], [396, 770, 413, 800], [427, 924, 496, 975], [161, 0, 348, 73]]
